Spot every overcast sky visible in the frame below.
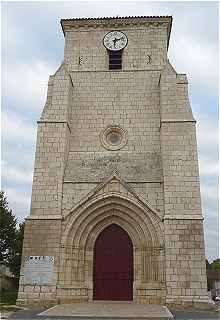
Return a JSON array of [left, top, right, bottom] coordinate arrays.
[[1, 1, 219, 262]]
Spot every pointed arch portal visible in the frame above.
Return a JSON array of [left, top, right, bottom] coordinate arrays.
[[93, 224, 133, 301], [60, 193, 165, 303]]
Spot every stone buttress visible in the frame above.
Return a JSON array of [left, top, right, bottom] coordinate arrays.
[[17, 16, 211, 308]]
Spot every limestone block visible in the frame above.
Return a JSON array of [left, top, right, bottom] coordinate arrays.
[[18, 16, 208, 308]]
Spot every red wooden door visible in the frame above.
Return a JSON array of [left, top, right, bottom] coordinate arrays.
[[93, 224, 133, 301]]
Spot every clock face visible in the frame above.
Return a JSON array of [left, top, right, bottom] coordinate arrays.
[[103, 31, 128, 51]]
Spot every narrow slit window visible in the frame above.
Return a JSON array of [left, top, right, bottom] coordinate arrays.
[[109, 50, 122, 70]]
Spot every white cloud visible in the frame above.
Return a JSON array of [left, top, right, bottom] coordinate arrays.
[[2, 60, 54, 112], [3, 187, 31, 222], [199, 158, 219, 178], [169, 37, 218, 93], [196, 116, 218, 151], [2, 164, 33, 185], [206, 228, 219, 238], [2, 13, 23, 55], [2, 111, 36, 143], [204, 219, 219, 262], [201, 183, 219, 204]]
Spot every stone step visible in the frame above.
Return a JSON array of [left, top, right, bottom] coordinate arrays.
[[38, 302, 174, 319]]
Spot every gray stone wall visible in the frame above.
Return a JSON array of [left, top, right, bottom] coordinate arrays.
[[29, 65, 72, 217], [159, 61, 209, 304], [62, 23, 167, 222], [165, 219, 208, 304], [18, 16, 210, 307], [64, 25, 168, 72], [17, 220, 61, 305]]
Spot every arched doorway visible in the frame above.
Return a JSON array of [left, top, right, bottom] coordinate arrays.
[[93, 224, 133, 301]]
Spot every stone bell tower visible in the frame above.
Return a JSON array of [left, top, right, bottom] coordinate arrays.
[[17, 16, 210, 307]]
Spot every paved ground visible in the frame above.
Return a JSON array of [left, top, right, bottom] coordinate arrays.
[[2, 310, 220, 320], [38, 302, 173, 319], [171, 309, 219, 319], [1, 303, 219, 320]]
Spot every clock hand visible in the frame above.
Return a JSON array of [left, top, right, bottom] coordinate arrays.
[[113, 37, 117, 47], [112, 36, 125, 48], [114, 37, 123, 43]]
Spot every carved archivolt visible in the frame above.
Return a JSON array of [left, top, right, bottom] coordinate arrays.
[[59, 193, 165, 290]]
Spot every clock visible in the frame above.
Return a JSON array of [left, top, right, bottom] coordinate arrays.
[[103, 31, 128, 51]]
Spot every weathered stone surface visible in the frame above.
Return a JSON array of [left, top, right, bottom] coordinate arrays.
[[64, 152, 162, 182], [17, 16, 210, 307]]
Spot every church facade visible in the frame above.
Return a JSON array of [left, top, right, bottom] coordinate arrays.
[[17, 16, 210, 307]]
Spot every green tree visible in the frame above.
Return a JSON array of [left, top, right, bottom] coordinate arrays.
[[0, 191, 17, 262], [210, 258, 220, 270], [9, 221, 25, 277], [0, 191, 25, 277]]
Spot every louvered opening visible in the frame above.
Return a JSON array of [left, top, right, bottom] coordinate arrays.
[[109, 50, 122, 70]]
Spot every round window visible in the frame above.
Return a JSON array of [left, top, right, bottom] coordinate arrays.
[[107, 132, 121, 145], [100, 125, 127, 151]]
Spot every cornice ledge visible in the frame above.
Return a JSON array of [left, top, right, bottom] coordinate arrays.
[[61, 18, 171, 32], [164, 215, 204, 220], [37, 120, 71, 133], [161, 119, 196, 123], [26, 215, 62, 220]]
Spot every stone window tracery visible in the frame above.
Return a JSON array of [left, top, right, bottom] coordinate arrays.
[[100, 125, 127, 151]]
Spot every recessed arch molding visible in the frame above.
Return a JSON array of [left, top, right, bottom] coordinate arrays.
[[58, 193, 166, 304]]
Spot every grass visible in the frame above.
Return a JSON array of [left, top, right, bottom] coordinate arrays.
[[0, 290, 18, 305], [0, 305, 20, 312], [0, 290, 21, 313]]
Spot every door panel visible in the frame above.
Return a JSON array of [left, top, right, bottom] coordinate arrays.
[[93, 224, 133, 301]]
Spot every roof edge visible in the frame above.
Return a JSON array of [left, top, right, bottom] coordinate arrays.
[[60, 15, 173, 47]]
